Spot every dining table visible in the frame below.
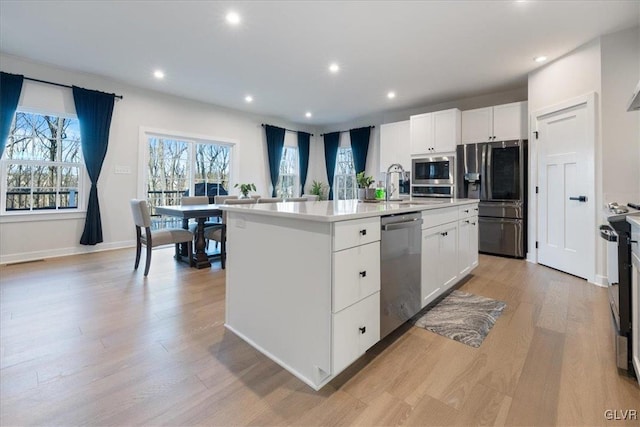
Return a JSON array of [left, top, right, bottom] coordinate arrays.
[[155, 203, 223, 269]]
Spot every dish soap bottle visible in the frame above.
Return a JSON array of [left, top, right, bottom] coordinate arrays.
[[375, 181, 386, 200]]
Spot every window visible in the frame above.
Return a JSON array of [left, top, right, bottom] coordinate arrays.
[[276, 146, 298, 198], [146, 135, 231, 227], [1, 111, 83, 213], [334, 147, 357, 200]]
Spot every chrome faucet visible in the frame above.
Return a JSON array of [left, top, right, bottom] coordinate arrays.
[[385, 163, 405, 201]]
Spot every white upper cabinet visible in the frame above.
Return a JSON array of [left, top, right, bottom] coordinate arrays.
[[410, 108, 460, 156], [461, 101, 527, 143], [379, 120, 410, 173]]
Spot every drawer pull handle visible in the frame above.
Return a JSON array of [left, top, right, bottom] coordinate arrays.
[[359, 326, 366, 334], [360, 229, 367, 236], [359, 270, 367, 278]]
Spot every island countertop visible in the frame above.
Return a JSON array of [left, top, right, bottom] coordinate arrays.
[[219, 198, 478, 222]]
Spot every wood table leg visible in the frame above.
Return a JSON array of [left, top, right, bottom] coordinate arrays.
[[192, 218, 212, 269]]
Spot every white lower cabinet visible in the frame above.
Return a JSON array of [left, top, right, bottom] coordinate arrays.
[[332, 292, 380, 374], [421, 203, 478, 308], [421, 221, 459, 308], [631, 220, 640, 386], [458, 216, 479, 276]]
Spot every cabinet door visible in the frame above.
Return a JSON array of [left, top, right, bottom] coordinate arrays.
[[469, 217, 479, 270], [440, 222, 459, 289], [458, 219, 471, 276], [380, 120, 410, 173], [632, 252, 640, 386], [410, 113, 433, 155], [332, 292, 380, 374], [461, 107, 492, 144], [421, 227, 442, 308], [493, 101, 527, 141], [433, 108, 460, 153]]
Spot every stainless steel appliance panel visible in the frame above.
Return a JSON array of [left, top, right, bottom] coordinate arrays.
[[380, 212, 422, 338], [478, 217, 524, 258], [411, 185, 454, 198], [478, 201, 524, 219], [486, 140, 523, 202]]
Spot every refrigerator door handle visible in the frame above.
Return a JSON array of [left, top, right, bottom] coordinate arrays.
[[485, 144, 493, 200]]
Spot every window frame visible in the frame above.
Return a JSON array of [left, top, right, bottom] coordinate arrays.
[[139, 127, 236, 226], [276, 145, 299, 198], [334, 146, 357, 200], [0, 108, 87, 217]]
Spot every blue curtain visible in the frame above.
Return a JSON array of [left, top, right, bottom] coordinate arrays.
[[264, 125, 286, 197], [0, 72, 24, 159], [349, 126, 371, 175], [323, 132, 340, 200], [73, 86, 115, 245], [297, 131, 311, 195]]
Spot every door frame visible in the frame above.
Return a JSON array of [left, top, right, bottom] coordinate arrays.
[[528, 92, 597, 284]]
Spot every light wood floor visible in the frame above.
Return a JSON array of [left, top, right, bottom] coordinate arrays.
[[1, 249, 638, 426]]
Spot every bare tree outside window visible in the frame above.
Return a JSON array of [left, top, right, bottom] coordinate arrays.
[[2, 112, 82, 212], [277, 146, 298, 198], [334, 147, 356, 200], [146, 136, 231, 228]]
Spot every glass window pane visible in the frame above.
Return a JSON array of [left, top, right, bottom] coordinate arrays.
[[194, 143, 231, 198]]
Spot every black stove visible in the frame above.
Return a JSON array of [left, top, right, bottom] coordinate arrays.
[[600, 202, 639, 377]]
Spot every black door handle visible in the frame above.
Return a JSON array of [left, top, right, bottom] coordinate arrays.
[[569, 196, 587, 202]]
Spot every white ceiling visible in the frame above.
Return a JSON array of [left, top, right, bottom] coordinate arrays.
[[1, 1, 638, 126]]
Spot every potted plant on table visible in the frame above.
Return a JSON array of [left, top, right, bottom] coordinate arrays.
[[356, 172, 375, 201], [309, 180, 326, 200], [235, 183, 256, 199]]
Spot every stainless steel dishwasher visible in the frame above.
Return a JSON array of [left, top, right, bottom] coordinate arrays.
[[380, 212, 423, 338]]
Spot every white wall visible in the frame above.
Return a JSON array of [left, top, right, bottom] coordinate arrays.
[[527, 26, 640, 285], [0, 54, 318, 263], [601, 26, 640, 204]]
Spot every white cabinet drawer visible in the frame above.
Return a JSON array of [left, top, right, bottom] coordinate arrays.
[[332, 292, 380, 374], [422, 207, 458, 229], [458, 204, 479, 219], [333, 241, 380, 312], [333, 217, 380, 251]]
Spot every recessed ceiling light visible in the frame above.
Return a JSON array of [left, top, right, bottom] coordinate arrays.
[[387, 91, 396, 99], [305, 112, 312, 118], [245, 95, 253, 103], [226, 11, 241, 25], [534, 56, 548, 63], [329, 63, 340, 73], [153, 70, 165, 79]]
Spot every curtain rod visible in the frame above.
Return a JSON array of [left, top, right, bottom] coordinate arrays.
[[320, 125, 375, 137], [24, 76, 124, 100], [261, 124, 314, 136]]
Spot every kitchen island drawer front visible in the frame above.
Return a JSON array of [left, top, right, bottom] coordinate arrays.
[[458, 204, 478, 219], [422, 206, 458, 229], [333, 217, 381, 251], [332, 292, 380, 374], [333, 241, 381, 313]]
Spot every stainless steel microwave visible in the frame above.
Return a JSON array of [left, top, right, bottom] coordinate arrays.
[[412, 156, 455, 185]]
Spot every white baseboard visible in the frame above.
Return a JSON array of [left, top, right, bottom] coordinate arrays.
[[0, 240, 136, 265], [592, 274, 608, 288]]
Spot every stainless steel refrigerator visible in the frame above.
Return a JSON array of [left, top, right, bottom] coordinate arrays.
[[456, 140, 527, 258]]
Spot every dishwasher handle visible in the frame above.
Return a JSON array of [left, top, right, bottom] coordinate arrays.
[[382, 218, 423, 231]]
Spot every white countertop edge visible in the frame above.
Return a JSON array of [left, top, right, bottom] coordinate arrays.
[[220, 199, 479, 222], [627, 214, 640, 227]]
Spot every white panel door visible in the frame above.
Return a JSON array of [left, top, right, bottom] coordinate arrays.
[[493, 101, 527, 141], [461, 107, 492, 144], [536, 103, 593, 279], [379, 120, 410, 173], [410, 113, 433, 155], [433, 109, 460, 153], [421, 227, 442, 308]]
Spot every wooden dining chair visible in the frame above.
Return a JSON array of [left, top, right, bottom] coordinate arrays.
[[130, 199, 194, 276], [203, 198, 255, 269]]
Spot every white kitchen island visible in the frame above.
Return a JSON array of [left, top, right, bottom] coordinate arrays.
[[221, 199, 479, 390]]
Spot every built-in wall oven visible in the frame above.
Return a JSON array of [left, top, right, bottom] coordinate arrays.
[[411, 156, 455, 198]]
